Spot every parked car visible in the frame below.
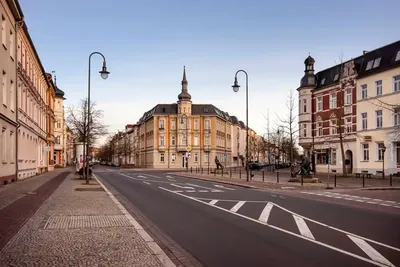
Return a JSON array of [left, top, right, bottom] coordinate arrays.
[[248, 162, 263, 170]]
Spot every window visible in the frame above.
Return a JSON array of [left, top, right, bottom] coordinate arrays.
[[345, 89, 352, 105], [346, 117, 352, 133], [302, 124, 307, 137], [159, 136, 165, 146], [331, 149, 337, 165], [204, 135, 210, 146], [316, 97, 322, 111], [302, 99, 307, 113], [376, 110, 383, 128], [204, 119, 210, 130], [372, 57, 381, 68], [194, 153, 198, 162], [205, 153, 209, 163], [171, 119, 176, 130], [171, 153, 176, 162], [160, 153, 165, 162], [316, 150, 327, 164], [396, 50, 400, 61], [9, 30, 14, 59], [159, 119, 164, 129], [330, 119, 337, 135], [171, 135, 176, 146], [1, 127, 6, 162], [317, 122, 323, 136], [194, 135, 199, 146], [394, 76, 400, 92], [194, 119, 199, 130], [394, 112, 400, 126], [333, 74, 339, 81], [361, 112, 368, 130], [181, 135, 187, 146], [366, 60, 373, 70], [330, 93, 337, 108], [362, 144, 369, 161], [320, 78, 326, 85], [377, 143, 385, 161], [376, 80, 382, 96], [361, 84, 367, 99], [9, 79, 14, 111], [1, 15, 6, 48], [2, 70, 6, 106], [57, 121, 61, 128]]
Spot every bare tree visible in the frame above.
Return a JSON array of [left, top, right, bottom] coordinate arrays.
[[66, 98, 108, 183], [276, 89, 298, 163], [118, 131, 135, 166]]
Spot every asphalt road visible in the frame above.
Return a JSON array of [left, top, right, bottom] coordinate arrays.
[[95, 166, 400, 267]]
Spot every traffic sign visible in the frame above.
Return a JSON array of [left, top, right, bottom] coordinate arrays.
[[186, 146, 191, 152]]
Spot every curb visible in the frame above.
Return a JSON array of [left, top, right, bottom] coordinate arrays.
[[93, 174, 176, 267], [360, 187, 400, 191]]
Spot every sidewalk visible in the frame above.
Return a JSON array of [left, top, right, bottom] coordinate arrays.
[[172, 169, 400, 190], [0, 172, 174, 267]]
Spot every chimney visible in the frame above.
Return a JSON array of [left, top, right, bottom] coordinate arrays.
[[363, 50, 369, 55]]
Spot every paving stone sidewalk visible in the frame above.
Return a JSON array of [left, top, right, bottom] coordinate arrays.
[[0, 173, 172, 267]]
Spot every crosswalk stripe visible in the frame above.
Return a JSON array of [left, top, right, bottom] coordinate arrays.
[[293, 215, 315, 240], [348, 235, 395, 267], [230, 201, 246, 213], [209, 200, 218, 205], [258, 202, 273, 223]]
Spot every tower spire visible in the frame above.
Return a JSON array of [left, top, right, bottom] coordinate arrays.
[[178, 66, 191, 102], [182, 66, 187, 85], [52, 70, 57, 86]]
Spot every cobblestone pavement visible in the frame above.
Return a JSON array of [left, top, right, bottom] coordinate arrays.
[[0, 174, 167, 267], [0, 167, 72, 210]]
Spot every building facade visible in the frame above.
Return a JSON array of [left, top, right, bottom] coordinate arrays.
[[53, 82, 66, 167], [298, 40, 400, 175], [17, 20, 51, 179], [0, 0, 22, 184]]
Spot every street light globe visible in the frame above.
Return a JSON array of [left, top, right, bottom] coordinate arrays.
[[99, 65, 110, 80], [232, 77, 240, 92]]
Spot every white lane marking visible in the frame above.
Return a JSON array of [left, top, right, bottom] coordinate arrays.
[[303, 192, 400, 206], [143, 181, 151, 185], [168, 179, 176, 182], [214, 184, 235, 190], [106, 168, 114, 171], [166, 175, 176, 179], [170, 184, 195, 190], [195, 197, 270, 203], [348, 235, 395, 267], [281, 186, 295, 189], [198, 190, 209, 193], [271, 202, 400, 253], [209, 200, 218, 205], [293, 215, 315, 240], [140, 173, 162, 178], [258, 203, 273, 224], [138, 175, 147, 179], [230, 201, 246, 213], [379, 203, 391, 207], [159, 187, 391, 267], [186, 183, 223, 192], [93, 175, 176, 267], [186, 190, 196, 193]]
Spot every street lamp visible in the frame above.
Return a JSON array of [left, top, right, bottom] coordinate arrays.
[[85, 52, 110, 184], [232, 70, 250, 182], [382, 144, 386, 179]]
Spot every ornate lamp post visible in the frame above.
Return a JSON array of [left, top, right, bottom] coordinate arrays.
[[85, 52, 110, 184], [232, 70, 249, 182]]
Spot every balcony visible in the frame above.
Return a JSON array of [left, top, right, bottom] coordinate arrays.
[[158, 145, 166, 152], [177, 145, 189, 152], [204, 146, 211, 152]]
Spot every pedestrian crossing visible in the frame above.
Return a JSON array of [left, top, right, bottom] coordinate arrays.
[[160, 187, 400, 267], [301, 191, 400, 209]]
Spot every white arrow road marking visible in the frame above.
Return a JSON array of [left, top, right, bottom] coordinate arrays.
[[348, 236, 395, 267], [230, 201, 246, 213], [293, 215, 315, 240], [214, 184, 235, 190], [159, 188, 399, 267], [186, 183, 223, 192], [258, 202, 273, 224], [170, 184, 195, 190]]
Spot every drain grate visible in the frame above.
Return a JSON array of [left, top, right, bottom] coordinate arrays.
[[43, 215, 131, 229]]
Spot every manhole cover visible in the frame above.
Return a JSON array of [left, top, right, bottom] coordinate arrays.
[[74, 187, 104, 192], [43, 215, 131, 229]]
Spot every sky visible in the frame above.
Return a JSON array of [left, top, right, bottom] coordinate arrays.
[[19, 0, 400, 145]]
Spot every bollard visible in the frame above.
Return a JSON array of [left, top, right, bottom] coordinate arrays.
[[263, 171, 265, 182], [277, 172, 279, 183], [301, 175, 303, 186], [239, 169, 241, 179], [191, 167, 192, 173], [362, 174, 365, 187], [334, 174, 337, 188], [230, 168, 232, 178], [390, 174, 393, 187]]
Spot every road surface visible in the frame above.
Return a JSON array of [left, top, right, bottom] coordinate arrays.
[[95, 166, 400, 267]]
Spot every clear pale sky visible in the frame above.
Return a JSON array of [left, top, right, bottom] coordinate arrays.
[[19, 0, 399, 144]]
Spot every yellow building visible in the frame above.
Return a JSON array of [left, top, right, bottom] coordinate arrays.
[[356, 41, 400, 175], [136, 67, 234, 169]]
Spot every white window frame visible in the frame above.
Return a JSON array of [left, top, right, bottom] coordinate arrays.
[[205, 153, 209, 163], [394, 75, 400, 92], [330, 93, 337, 108], [194, 135, 199, 146], [204, 119, 210, 130], [376, 80, 382, 96], [394, 112, 400, 127], [377, 143, 384, 161], [331, 149, 337, 165], [159, 119, 164, 129], [316, 97, 322, 112], [171, 153, 176, 162], [372, 57, 381, 68], [317, 122, 323, 136], [194, 153, 198, 162], [302, 124, 307, 137], [171, 135, 176, 146], [159, 135, 165, 146], [1, 127, 6, 163], [361, 84, 367, 99], [330, 119, 337, 135], [361, 112, 368, 130], [194, 119, 199, 130], [303, 99, 307, 113], [160, 153, 165, 162], [2, 71, 7, 106], [171, 119, 176, 130], [346, 117, 352, 133], [345, 89, 352, 105], [204, 135, 210, 146], [362, 143, 369, 161], [376, 110, 383, 128]]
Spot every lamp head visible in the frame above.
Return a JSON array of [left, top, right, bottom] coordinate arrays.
[[99, 62, 110, 80], [232, 77, 240, 92]]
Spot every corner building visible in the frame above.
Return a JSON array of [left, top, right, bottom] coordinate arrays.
[[136, 68, 235, 169]]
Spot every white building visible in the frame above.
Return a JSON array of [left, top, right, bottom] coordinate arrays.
[[53, 82, 66, 167]]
